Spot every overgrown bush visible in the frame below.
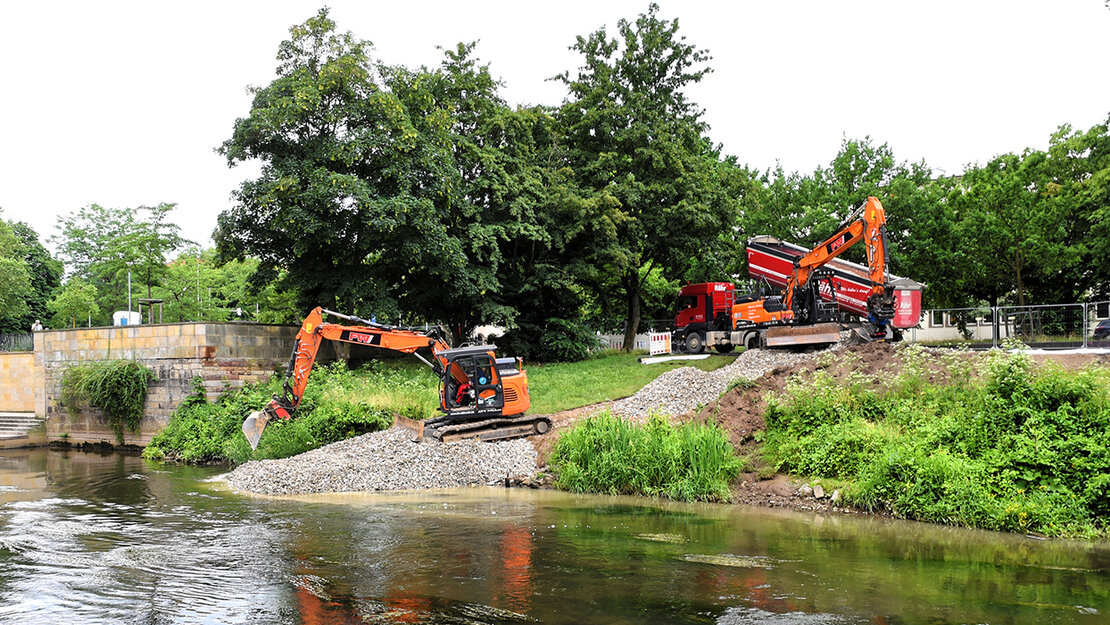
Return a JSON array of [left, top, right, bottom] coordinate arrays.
[[60, 359, 156, 442], [550, 412, 746, 502], [499, 317, 600, 363], [763, 347, 1110, 538], [144, 361, 412, 465]]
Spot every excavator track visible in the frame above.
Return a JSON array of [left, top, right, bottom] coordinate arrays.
[[395, 413, 551, 443]]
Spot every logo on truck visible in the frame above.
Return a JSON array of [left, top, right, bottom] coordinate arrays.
[[340, 331, 381, 345]]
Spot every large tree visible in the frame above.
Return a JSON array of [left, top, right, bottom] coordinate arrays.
[[556, 3, 738, 349], [0, 218, 32, 329]]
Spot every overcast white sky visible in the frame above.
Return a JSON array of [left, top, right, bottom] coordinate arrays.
[[1, 0, 1108, 250]]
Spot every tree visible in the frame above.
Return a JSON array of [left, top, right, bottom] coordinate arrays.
[[53, 203, 188, 323], [6, 221, 63, 333], [556, 3, 738, 349], [49, 279, 99, 329], [0, 217, 32, 329]]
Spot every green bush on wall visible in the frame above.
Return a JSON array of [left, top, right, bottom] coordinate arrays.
[[60, 360, 157, 443]]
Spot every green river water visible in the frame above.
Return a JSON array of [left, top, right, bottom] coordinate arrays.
[[0, 448, 1106, 624]]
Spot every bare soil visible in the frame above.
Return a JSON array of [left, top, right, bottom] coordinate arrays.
[[529, 344, 1110, 513]]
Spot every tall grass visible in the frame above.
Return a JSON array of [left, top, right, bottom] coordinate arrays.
[[549, 412, 746, 502], [763, 345, 1110, 538]]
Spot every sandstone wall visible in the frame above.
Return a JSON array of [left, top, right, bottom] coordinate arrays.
[[26, 322, 297, 446], [0, 352, 37, 413]]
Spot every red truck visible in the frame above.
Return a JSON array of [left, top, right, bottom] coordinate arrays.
[[672, 198, 924, 352]]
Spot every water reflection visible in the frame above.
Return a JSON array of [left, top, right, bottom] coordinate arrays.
[[0, 448, 1106, 625]]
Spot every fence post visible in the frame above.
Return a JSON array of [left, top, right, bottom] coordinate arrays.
[[991, 306, 999, 348], [1082, 302, 1088, 350]]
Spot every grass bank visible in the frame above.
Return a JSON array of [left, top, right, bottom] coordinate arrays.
[[548, 412, 746, 502], [145, 351, 733, 465], [762, 346, 1110, 539]]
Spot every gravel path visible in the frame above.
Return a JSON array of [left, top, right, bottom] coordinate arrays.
[[224, 427, 537, 496], [610, 347, 823, 420]]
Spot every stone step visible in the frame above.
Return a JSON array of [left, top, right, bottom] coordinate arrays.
[[0, 413, 44, 439]]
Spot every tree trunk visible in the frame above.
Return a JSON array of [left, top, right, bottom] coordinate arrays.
[[622, 272, 641, 352]]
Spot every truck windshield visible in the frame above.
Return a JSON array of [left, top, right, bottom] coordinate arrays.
[[675, 296, 697, 312]]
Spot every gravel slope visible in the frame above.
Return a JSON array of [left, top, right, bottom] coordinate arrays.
[[224, 428, 537, 495], [610, 348, 822, 420]]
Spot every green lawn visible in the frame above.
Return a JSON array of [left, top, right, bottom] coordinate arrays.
[[526, 351, 733, 414]]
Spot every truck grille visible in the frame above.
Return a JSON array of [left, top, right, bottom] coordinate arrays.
[[504, 387, 518, 403]]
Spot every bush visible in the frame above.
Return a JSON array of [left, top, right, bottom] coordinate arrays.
[[60, 359, 156, 442], [499, 317, 600, 363], [549, 412, 746, 502], [762, 349, 1110, 538], [145, 361, 412, 465]]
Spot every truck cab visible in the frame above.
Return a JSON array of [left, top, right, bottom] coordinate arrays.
[[672, 282, 737, 353]]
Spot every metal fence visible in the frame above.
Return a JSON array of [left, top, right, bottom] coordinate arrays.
[[0, 333, 33, 352], [906, 301, 1110, 349]]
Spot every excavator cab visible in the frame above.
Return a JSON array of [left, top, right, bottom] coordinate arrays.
[[440, 346, 505, 416]]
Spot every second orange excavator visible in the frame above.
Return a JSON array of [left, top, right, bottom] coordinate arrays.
[[241, 307, 548, 449]]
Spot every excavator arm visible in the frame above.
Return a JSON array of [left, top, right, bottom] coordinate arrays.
[[241, 307, 453, 450], [783, 196, 894, 321]]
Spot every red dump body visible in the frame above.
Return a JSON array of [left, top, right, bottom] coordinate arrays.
[[746, 236, 924, 329]]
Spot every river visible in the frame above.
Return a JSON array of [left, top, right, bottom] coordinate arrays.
[[0, 448, 1105, 624]]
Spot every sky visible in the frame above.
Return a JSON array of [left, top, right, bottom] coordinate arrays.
[[1, 0, 1109, 251]]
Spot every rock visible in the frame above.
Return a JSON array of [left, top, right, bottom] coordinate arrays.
[[798, 484, 813, 497], [224, 427, 538, 496], [830, 489, 842, 504], [611, 347, 831, 422], [813, 484, 825, 499]]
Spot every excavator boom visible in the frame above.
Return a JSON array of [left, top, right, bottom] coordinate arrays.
[[242, 307, 544, 450]]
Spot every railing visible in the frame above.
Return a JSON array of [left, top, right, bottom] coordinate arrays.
[[0, 334, 33, 352], [906, 301, 1110, 349]]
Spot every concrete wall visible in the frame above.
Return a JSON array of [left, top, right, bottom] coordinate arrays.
[[23, 322, 297, 446], [0, 353, 38, 413]]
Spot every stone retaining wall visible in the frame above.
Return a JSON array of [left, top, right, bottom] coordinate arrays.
[[0, 353, 38, 413], [25, 322, 298, 446]]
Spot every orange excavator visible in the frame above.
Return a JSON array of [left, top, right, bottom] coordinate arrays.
[[241, 307, 547, 450], [732, 196, 897, 346]]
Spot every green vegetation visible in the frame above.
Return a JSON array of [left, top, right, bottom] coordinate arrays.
[[549, 412, 745, 502], [144, 352, 733, 465], [144, 361, 423, 464], [60, 360, 156, 442], [528, 351, 731, 414], [762, 346, 1110, 538]]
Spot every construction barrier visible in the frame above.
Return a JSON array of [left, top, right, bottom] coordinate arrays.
[[649, 332, 672, 356]]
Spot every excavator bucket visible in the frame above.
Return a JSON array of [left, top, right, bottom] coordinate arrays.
[[765, 322, 841, 348], [391, 414, 426, 443], [241, 410, 271, 451]]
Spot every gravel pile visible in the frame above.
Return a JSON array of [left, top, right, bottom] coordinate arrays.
[[610, 348, 823, 420], [224, 427, 537, 496]]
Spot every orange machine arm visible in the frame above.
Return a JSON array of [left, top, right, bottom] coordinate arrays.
[[279, 307, 452, 413], [241, 307, 453, 449], [784, 196, 890, 312]]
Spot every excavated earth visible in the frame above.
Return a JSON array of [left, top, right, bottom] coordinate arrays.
[[227, 341, 1109, 515]]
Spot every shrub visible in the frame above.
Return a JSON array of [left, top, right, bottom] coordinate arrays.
[[60, 359, 156, 442], [549, 412, 745, 502], [145, 361, 413, 465], [762, 350, 1110, 538]]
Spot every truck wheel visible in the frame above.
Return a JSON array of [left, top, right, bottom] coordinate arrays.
[[685, 332, 704, 354], [744, 332, 761, 351], [715, 344, 734, 354]]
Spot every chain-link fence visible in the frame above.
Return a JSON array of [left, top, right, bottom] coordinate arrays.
[[906, 301, 1110, 349]]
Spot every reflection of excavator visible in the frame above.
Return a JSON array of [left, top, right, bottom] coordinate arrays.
[[241, 307, 549, 449], [735, 196, 897, 346]]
